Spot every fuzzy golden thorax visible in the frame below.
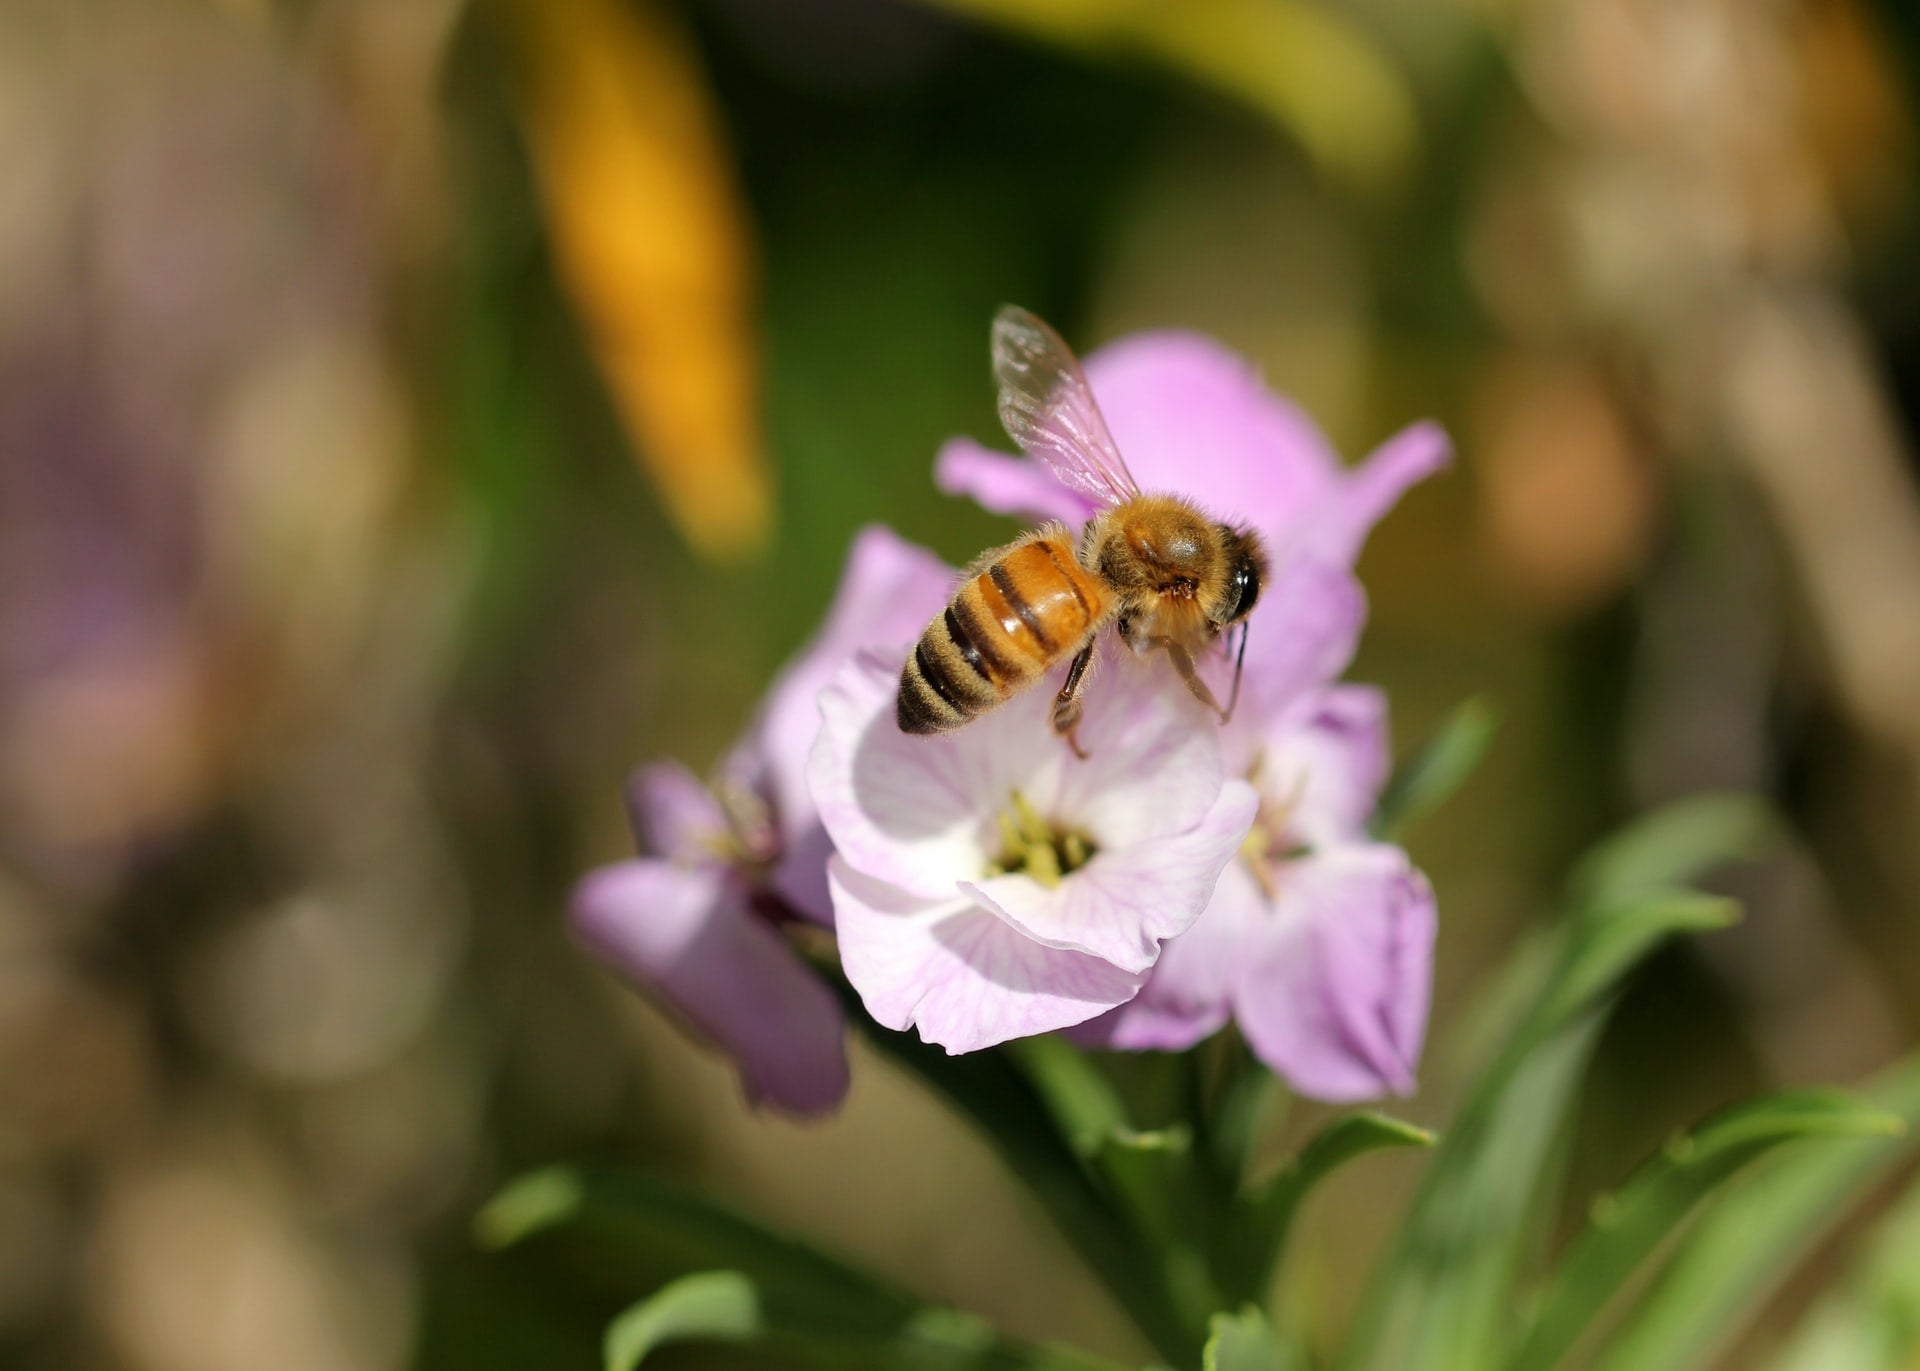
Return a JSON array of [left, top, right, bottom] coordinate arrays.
[[1079, 496, 1266, 653]]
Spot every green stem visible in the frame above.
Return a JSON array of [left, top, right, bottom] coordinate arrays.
[[849, 1013, 1210, 1366]]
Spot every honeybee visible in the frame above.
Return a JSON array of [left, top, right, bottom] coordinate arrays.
[[898, 306, 1267, 757]]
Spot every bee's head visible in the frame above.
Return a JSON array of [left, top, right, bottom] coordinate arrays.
[[1216, 525, 1266, 626]]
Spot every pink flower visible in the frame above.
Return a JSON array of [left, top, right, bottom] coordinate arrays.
[[935, 329, 1449, 568], [571, 527, 953, 1114], [1077, 686, 1436, 1102], [929, 319, 1444, 1100], [811, 648, 1259, 1053]]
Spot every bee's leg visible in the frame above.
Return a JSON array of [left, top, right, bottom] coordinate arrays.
[[1221, 620, 1251, 725], [1155, 638, 1225, 719], [1051, 643, 1096, 759]]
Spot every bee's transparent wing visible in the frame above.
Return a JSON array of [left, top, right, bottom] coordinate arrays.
[[991, 305, 1141, 509]]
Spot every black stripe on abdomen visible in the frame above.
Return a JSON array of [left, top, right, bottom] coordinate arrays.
[[943, 607, 992, 684], [989, 561, 1055, 652]]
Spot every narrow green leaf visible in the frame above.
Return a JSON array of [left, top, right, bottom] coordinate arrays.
[[1373, 697, 1499, 841], [480, 1174, 1137, 1371], [1589, 1054, 1920, 1371], [1530, 893, 1739, 1048], [478, 1167, 913, 1332], [1340, 796, 1764, 1371], [605, 1272, 760, 1371], [1205, 1306, 1297, 1371], [1770, 1170, 1920, 1371], [1508, 1091, 1903, 1371], [475, 1166, 585, 1249], [1568, 793, 1773, 909], [1235, 1111, 1435, 1293]]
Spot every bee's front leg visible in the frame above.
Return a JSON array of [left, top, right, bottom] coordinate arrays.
[[1050, 643, 1096, 759], [1152, 637, 1226, 720]]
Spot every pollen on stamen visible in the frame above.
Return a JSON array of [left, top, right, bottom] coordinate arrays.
[[983, 790, 1098, 889]]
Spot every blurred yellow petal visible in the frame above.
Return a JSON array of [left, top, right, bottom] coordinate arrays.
[[512, 0, 771, 562], [913, 0, 1418, 187]]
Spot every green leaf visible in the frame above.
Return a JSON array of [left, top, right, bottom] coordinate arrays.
[[1234, 1111, 1436, 1294], [1770, 1169, 1920, 1371], [1508, 1091, 1903, 1371], [1373, 697, 1499, 841], [1568, 793, 1774, 909], [1528, 892, 1740, 1050], [1339, 796, 1763, 1371], [479, 1174, 1136, 1371], [1588, 1054, 1920, 1371], [1205, 1306, 1297, 1371], [477, 1167, 914, 1332], [605, 1272, 760, 1370]]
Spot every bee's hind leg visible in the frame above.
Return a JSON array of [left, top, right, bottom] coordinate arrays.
[[1155, 638, 1226, 721], [1051, 643, 1096, 759]]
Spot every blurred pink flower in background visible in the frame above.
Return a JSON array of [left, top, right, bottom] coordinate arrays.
[[572, 526, 952, 1112], [812, 648, 1258, 1053]]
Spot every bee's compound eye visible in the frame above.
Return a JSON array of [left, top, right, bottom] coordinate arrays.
[[1226, 550, 1261, 622]]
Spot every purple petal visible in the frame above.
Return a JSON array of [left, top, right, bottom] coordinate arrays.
[[746, 526, 954, 918], [768, 822, 836, 928], [1222, 559, 1367, 730], [935, 437, 1094, 525], [571, 859, 850, 1115], [1082, 331, 1343, 530], [960, 779, 1257, 974], [1240, 685, 1392, 848], [1072, 860, 1266, 1051], [1234, 844, 1435, 1102], [1293, 419, 1451, 566], [625, 761, 727, 863], [830, 858, 1145, 1053]]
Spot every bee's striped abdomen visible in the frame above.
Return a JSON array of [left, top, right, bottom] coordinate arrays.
[[898, 535, 1109, 735]]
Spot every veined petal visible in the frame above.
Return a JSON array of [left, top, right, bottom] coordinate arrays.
[[810, 651, 1005, 897], [1044, 653, 1226, 846], [572, 858, 849, 1115], [935, 436, 1094, 525], [1235, 844, 1435, 1101], [961, 779, 1258, 973], [625, 760, 727, 863], [1070, 860, 1267, 1051], [831, 859, 1144, 1053]]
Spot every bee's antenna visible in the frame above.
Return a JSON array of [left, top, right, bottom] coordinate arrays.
[[1221, 619, 1250, 726]]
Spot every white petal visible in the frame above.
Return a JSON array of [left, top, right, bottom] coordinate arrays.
[[831, 859, 1145, 1054], [960, 780, 1259, 973], [809, 652, 999, 897]]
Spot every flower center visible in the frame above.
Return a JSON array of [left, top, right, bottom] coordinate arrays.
[[706, 779, 781, 875], [984, 790, 1097, 889], [1238, 755, 1310, 901]]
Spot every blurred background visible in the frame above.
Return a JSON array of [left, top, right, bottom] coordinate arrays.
[[2, 0, 1917, 1366]]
